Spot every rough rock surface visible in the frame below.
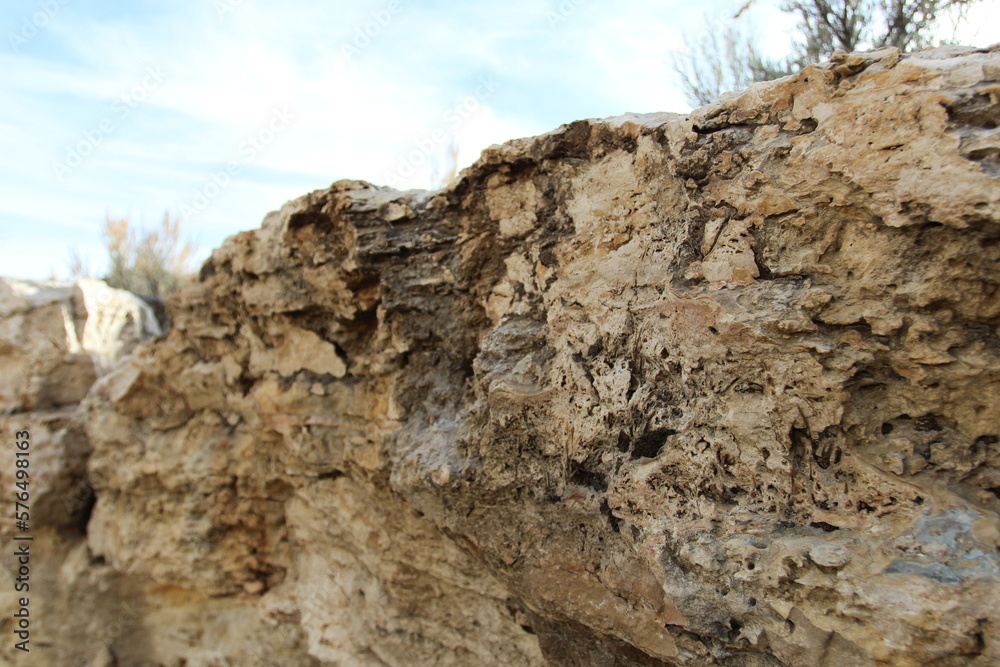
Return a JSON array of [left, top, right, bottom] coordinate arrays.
[[4, 45, 1000, 666], [0, 277, 163, 532], [0, 277, 186, 667], [0, 277, 163, 413]]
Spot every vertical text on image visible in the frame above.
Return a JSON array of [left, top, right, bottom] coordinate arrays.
[[11, 429, 32, 653]]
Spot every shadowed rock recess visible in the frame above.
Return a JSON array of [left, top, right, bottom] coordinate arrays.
[[4, 45, 1000, 665]]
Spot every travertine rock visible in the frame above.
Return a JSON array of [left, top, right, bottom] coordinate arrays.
[[5, 44, 1000, 666], [0, 278, 185, 667], [0, 277, 163, 538], [0, 277, 163, 412]]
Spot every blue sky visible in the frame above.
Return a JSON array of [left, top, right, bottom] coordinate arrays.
[[1, 0, 997, 280]]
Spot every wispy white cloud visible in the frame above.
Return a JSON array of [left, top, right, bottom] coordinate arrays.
[[2, 0, 996, 281]]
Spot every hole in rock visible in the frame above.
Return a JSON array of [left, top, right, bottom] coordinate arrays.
[[947, 93, 1000, 129], [915, 416, 942, 432], [571, 468, 607, 492], [600, 499, 621, 532], [76, 487, 96, 535], [631, 428, 676, 459], [810, 521, 840, 532]]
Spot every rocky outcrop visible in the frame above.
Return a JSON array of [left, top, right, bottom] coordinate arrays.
[[0, 277, 163, 413], [4, 45, 1000, 666], [0, 277, 162, 526], [0, 278, 175, 667]]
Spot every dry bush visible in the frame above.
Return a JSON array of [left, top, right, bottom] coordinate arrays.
[[673, 20, 796, 107], [673, 0, 982, 108], [102, 213, 197, 299]]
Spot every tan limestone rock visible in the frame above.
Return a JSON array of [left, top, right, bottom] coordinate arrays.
[[5, 45, 1000, 666]]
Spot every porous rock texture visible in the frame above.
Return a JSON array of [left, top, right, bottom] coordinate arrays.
[[0, 277, 163, 530], [0, 277, 179, 667], [0, 277, 164, 413], [5, 45, 1000, 666]]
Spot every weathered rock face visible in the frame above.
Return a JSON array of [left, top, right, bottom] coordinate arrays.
[[0, 277, 163, 531], [0, 278, 187, 667], [0, 277, 164, 413], [5, 45, 1000, 666]]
